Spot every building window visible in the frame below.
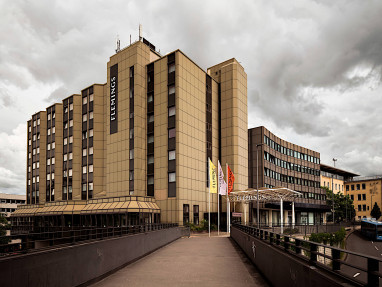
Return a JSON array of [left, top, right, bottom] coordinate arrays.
[[356, 184, 360, 190], [129, 171, 134, 181], [168, 128, 175, 138], [64, 154, 67, 161], [183, 204, 189, 225], [193, 205, 199, 225], [52, 127, 55, 134], [362, 183, 366, 189], [89, 129, 93, 137], [169, 172, 176, 183], [362, 194, 366, 200], [169, 150, 176, 160], [148, 114, 154, 123], [351, 185, 354, 191], [350, 195, 354, 201], [148, 94, 153, 103], [363, 205, 366, 211], [358, 194, 361, 201], [148, 175, 154, 185], [51, 158, 55, 164], [69, 120, 73, 127], [88, 182, 93, 191], [82, 166, 87, 174], [89, 147, 93, 155], [168, 106, 176, 117], [82, 149, 87, 156], [169, 63, 175, 73], [68, 153, 73, 160], [148, 135, 154, 143], [69, 136, 73, 143], [148, 155, 154, 164], [82, 114, 87, 122], [69, 103, 73, 110], [82, 97, 87, 105], [88, 165, 93, 173], [130, 129, 134, 139], [169, 85, 175, 94], [64, 138, 68, 145], [129, 149, 134, 160], [89, 94, 94, 102], [89, 112, 94, 120], [68, 169, 72, 176]]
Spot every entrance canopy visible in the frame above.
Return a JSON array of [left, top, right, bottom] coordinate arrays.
[[228, 187, 302, 203]]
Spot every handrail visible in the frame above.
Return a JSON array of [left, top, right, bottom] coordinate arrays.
[[233, 223, 382, 286], [0, 223, 180, 258]]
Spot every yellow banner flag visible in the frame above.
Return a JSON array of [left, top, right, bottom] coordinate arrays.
[[209, 159, 217, 193]]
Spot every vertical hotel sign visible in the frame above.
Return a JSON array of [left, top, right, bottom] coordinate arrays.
[[110, 64, 118, 134]]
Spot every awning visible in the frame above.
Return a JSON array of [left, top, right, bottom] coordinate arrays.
[[11, 207, 39, 216], [229, 187, 302, 203], [80, 200, 160, 214]]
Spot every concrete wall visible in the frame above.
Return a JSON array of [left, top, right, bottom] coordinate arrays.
[[0, 227, 185, 287], [231, 226, 355, 287]]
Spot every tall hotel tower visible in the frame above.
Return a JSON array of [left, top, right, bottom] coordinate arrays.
[[13, 37, 248, 229]]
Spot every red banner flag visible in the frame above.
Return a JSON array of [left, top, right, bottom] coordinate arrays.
[[227, 165, 235, 194]]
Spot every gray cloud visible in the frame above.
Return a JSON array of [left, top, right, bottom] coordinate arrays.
[[1, 0, 382, 195]]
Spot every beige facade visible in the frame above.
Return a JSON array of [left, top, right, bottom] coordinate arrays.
[[345, 177, 382, 221], [17, 38, 247, 228]]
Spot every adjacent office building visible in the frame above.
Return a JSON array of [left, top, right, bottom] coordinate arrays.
[[248, 126, 328, 225], [320, 164, 358, 195], [12, 38, 248, 231], [345, 176, 382, 221], [0, 193, 25, 218]]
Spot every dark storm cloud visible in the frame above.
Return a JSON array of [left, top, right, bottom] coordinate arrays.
[[1, 0, 382, 195]]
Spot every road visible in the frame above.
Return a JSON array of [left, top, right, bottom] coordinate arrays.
[[342, 230, 382, 285]]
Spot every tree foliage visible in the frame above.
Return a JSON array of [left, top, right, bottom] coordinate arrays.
[[323, 186, 356, 222], [370, 202, 382, 220], [0, 215, 10, 244]]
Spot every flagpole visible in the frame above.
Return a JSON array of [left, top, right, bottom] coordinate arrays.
[[218, 161, 220, 236], [226, 163, 230, 233], [208, 158, 211, 238]]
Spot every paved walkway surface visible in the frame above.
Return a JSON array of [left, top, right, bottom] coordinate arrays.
[[91, 233, 269, 287]]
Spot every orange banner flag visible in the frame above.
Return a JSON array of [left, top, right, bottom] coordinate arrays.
[[227, 165, 235, 194]]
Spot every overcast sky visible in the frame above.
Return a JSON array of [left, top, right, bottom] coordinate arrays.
[[1, 0, 382, 195]]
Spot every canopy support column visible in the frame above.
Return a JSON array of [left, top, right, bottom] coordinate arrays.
[[292, 201, 295, 229], [280, 198, 283, 234]]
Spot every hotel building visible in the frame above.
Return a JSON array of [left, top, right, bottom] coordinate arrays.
[[248, 126, 328, 225], [12, 38, 248, 231]]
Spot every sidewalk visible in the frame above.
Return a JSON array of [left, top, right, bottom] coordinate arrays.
[[91, 234, 269, 287]]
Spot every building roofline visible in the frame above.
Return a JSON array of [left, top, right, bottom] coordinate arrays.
[[320, 163, 359, 177]]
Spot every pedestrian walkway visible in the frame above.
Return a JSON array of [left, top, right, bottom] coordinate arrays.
[[91, 233, 269, 287]]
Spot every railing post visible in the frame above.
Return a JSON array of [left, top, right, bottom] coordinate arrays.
[[284, 236, 289, 251], [276, 234, 281, 246], [270, 232, 274, 245], [332, 249, 341, 271], [295, 239, 301, 255], [310, 243, 317, 265], [367, 258, 379, 287]]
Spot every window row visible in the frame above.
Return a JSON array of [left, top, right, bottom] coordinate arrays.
[[264, 135, 320, 164], [264, 152, 320, 176], [264, 168, 321, 188], [346, 183, 367, 191], [47, 112, 56, 121]]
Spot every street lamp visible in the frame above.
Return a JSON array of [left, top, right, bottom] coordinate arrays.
[[332, 158, 337, 223], [256, 143, 262, 228]]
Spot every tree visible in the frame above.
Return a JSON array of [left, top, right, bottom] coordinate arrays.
[[0, 215, 10, 245], [323, 186, 356, 222], [370, 202, 381, 220]]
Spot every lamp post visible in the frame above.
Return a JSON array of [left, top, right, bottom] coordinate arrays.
[[332, 158, 337, 223], [256, 143, 262, 227]]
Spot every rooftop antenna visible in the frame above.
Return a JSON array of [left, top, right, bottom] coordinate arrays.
[[139, 24, 143, 41], [115, 34, 121, 53]]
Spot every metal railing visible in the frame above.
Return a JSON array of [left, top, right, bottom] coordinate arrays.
[[234, 223, 382, 286], [0, 223, 181, 257]]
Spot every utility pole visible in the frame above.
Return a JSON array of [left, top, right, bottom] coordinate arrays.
[[332, 158, 337, 223]]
